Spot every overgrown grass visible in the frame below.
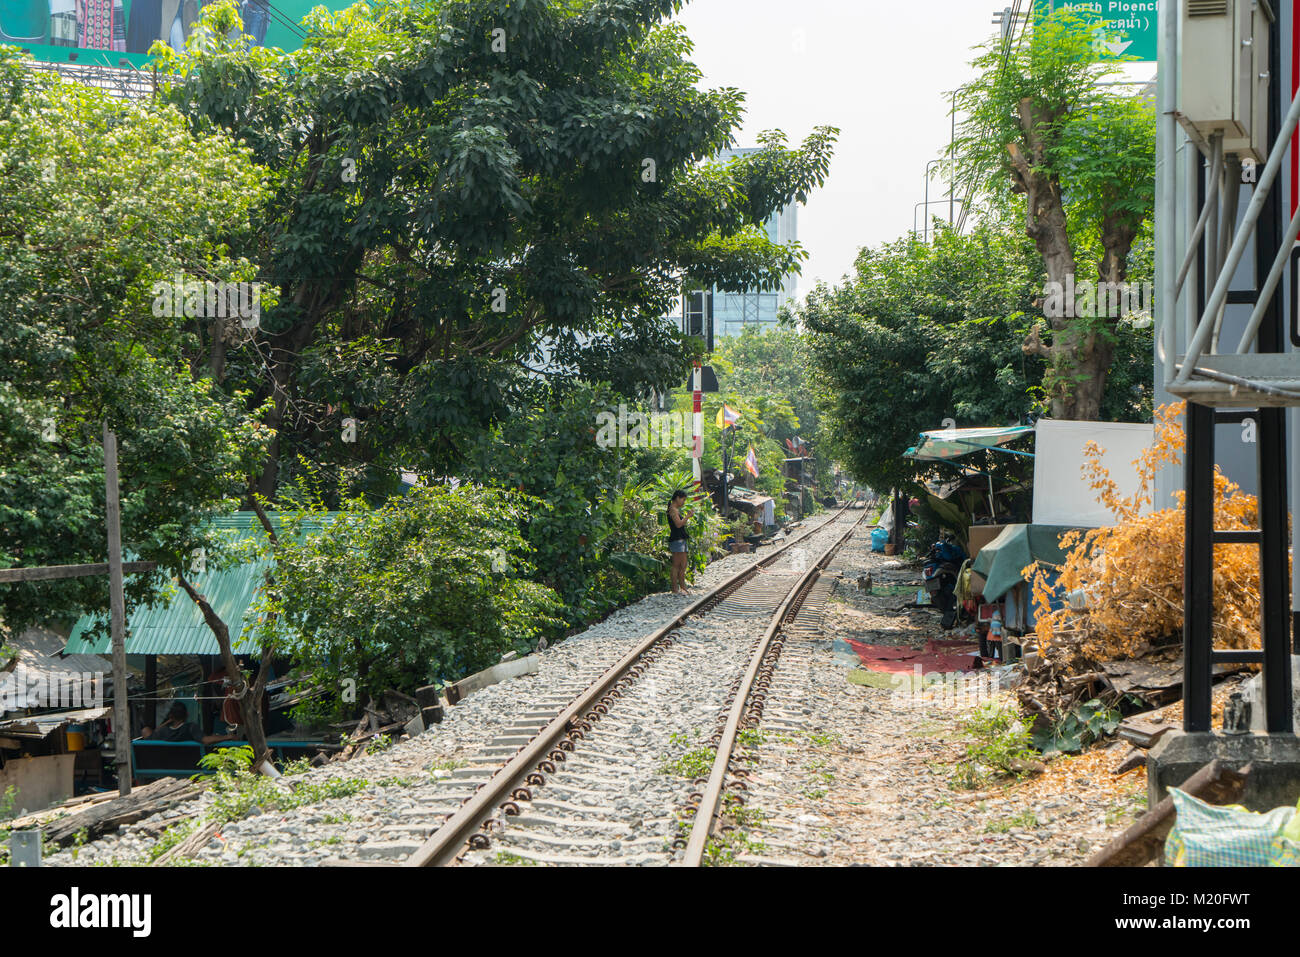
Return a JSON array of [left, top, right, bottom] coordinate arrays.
[[985, 810, 1042, 833], [659, 747, 716, 778], [950, 699, 1037, 790], [495, 851, 538, 866], [200, 746, 369, 824], [147, 820, 199, 862]]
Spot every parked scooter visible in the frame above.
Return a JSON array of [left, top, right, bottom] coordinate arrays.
[[922, 537, 966, 630]]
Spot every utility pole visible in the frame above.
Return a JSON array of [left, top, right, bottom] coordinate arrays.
[[923, 159, 941, 241], [103, 423, 131, 797]]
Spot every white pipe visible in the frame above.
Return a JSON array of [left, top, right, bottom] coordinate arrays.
[[1173, 134, 1222, 300], [1236, 202, 1300, 353], [1158, 0, 1179, 390], [1178, 88, 1300, 383]]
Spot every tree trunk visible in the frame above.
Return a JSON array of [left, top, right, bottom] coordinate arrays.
[[176, 572, 274, 770]]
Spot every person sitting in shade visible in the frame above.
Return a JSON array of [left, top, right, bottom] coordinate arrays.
[[139, 701, 236, 746]]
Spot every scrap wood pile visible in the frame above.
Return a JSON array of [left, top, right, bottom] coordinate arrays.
[[324, 687, 443, 764], [1019, 404, 1270, 727]]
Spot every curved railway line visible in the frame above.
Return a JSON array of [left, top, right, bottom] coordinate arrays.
[[403, 505, 869, 867]]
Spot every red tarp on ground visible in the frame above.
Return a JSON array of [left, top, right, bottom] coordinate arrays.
[[845, 637, 982, 674]]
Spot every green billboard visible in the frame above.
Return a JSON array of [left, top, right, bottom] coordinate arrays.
[[1036, 0, 1159, 62], [0, 0, 324, 68]]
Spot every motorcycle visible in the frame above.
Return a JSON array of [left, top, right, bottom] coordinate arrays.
[[922, 538, 966, 630]]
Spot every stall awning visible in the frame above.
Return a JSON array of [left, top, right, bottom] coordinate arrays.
[[905, 425, 1035, 462]]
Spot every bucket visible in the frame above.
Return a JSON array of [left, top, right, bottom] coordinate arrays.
[[66, 724, 87, 751]]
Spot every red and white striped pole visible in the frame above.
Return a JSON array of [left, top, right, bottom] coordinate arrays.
[[691, 361, 703, 482]]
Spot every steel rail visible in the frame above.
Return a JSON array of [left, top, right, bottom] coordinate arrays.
[[405, 505, 858, 867], [681, 510, 868, 866]]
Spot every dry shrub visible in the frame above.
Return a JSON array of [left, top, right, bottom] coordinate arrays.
[[1026, 402, 1270, 661]]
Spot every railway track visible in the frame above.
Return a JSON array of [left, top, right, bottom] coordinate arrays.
[[404, 505, 869, 867]]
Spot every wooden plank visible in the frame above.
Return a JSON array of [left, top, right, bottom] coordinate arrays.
[[1118, 714, 1178, 749], [41, 776, 199, 847], [153, 819, 220, 865], [0, 561, 157, 584], [1086, 760, 1252, 867]]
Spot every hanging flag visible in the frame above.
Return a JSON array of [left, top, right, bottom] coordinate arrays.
[[744, 446, 759, 477], [715, 404, 741, 429]]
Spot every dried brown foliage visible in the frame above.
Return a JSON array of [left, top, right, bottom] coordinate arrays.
[[1026, 403, 1273, 661]]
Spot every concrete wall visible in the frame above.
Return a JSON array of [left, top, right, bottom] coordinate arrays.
[[0, 753, 76, 815]]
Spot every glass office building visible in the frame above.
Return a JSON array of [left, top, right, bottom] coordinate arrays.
[[677, 148, 799, 343]]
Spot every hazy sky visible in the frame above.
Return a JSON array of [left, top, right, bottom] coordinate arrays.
[[673, 0, 1004, 295]]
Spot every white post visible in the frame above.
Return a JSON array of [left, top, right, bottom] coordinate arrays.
[[691, 362, 703, 482], [103, 424, 131, 797]]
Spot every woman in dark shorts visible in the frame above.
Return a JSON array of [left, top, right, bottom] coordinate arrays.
[[667, 489, 692, 595]]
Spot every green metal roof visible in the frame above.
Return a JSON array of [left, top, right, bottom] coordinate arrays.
[[63, 512, 334, 657]]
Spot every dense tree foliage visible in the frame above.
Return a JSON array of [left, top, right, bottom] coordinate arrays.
[[800, 218, 1153, 498], [0, 51, 269, 633], [654, 326, 834, 512], [253, 483, 562, 706], [799, 225, 1043, 494], [463, 382, 723, 627], [951, 8, 1155, 419], [155, 0, 835, 501]]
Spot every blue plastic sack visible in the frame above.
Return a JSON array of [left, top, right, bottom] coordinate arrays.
[[1165, 788, 1295, 867], [871, 527, 889, 553]]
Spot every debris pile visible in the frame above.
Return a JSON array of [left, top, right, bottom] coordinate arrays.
[[1021, 403, 1266, 724]]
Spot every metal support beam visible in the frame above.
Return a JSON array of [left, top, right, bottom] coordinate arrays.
[[1258, 407, 1294, 730], [1183, 402, 1215, 733]]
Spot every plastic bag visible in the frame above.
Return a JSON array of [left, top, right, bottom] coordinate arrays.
[[1267, 796, 1300, 867], [870, 526, 889, 553], [1165, 788, 1295, 867]]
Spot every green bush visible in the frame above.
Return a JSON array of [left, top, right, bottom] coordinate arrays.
[[253, 481, 563, 712]]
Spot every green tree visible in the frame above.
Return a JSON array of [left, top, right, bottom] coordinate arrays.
[[463, 382, 684, 626], [951, 8, 1155, 419], [797, 224, 1045, 494], [0, 51, 269, 634], [255, 483, 562, 709], [155, 0, 836, 500], [710, 325, 830, 495]]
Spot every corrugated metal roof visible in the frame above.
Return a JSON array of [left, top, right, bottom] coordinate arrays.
[[4, 626, 110, 678], [0, 705, 113, 737], [62, 513, 335, 657]]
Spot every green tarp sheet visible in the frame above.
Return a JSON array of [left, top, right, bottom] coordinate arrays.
[[971, 524, 1080, 601]]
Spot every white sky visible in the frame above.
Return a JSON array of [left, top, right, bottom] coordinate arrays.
[[673, 0, 1008, 294]]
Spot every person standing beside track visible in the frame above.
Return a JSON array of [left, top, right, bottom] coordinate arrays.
[[667, 489, 693, 595]]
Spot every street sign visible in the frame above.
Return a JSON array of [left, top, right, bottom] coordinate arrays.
[[1036, 1, 1159, 62]]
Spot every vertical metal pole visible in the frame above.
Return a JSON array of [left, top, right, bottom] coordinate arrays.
[[1259, 408, 1294, 730], [103, 424, 131, 796], [1255, 12, 1292, 731], [949, 90, 956, 226], [691, 363, 703, 483], [1183, 403, 1214, 733], [1156, 0, 1179, 391], [924, 167, 931, 243]]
